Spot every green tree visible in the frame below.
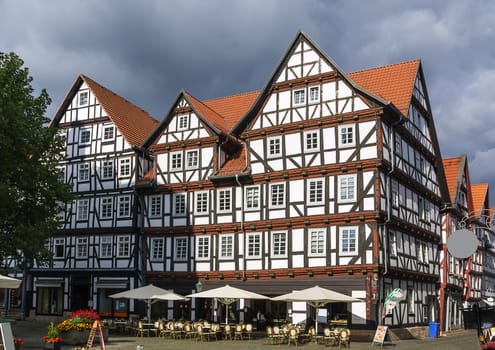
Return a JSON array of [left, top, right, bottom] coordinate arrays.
[[0, 52, 72, 269]]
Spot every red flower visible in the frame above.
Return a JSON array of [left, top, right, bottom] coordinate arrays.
[[14, 338, 24, 345], [42, 336, 62, 343]]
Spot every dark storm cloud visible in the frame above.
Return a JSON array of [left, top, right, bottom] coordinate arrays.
[[1, 0, 495, 200]]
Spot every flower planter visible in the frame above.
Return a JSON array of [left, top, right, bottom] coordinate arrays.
[[60, 328, 109, 345]]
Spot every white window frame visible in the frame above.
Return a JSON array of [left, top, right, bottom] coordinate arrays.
[[422, 243, 429, 263], [101, 160, 114, 180], [173, 193, 186, 216], [246, 233, 262, 258], [100, 236, 112, 258], [304, 130, 320, 152], [149, 195, 162, 218], [271, 231, 287, 258], [308, 178, 324, 205], [195, 191, 209, 214], [119, 158, 131, 177], [267, 136, 282, 158], [76, 237, 88, 258], [309, 86, 320, 103], [117, 235, 130, 257], [118, 195, 131, 218], [293, 88, 306, 106], [338, 124, 355, 147], [219, 234, 234, 260], [170, 152, 182, 171], [100, 197, 113, 219], [196, 236, 210, 260], [308, 229, 326, 257], [186, 150, 199, 169], [77, 199, 89, 221], [339, 226, 358, 256], [78, 91, 89, 106], [178, 114, 189, 130], [102, 124, 115, 141], [151, 238, 164, 261], [390, 231, 397, 257], [338, 174, 356, 203], [78, 163, 90, 182], [217, 188, 232, 213], [407, 288, 415, 314], [54, 238, 65, 258], [245, 185, 260, 211], [175, 237, 188, 261], [79, 128, 91, 145], [270, 183, 285, 209]]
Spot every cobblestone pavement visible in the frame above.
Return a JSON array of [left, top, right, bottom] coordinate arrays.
[[10, 320, 481, 350]]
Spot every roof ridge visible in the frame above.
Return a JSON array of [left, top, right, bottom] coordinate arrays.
[[349, 59, 420, 75], [204, 90, 260, 103]]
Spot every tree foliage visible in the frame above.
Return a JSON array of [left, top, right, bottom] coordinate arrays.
[[0, 52, 72, 269]]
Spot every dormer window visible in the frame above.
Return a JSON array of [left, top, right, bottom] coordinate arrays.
[[79, 91, 89, 106]]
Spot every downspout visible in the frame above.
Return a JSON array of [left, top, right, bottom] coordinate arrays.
[[235, 174, 246, 281]]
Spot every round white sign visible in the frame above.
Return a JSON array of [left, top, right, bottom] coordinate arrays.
[[447, 229, 479, 259]]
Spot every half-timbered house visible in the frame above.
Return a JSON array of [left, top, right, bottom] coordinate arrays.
[[137, 31, 449, 328], [32, 75, 157, 317]]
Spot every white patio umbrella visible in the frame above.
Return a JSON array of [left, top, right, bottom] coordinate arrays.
[[186, 284, 269, 324], [110, 284, 187, 321], [0, 274, 21, 289], [272, 286, 361, 334]]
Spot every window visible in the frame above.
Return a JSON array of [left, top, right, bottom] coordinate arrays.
[[268, 137, 282, 158], [186, 150, 199, 169], [78, 163, 90, 181], [423, 243, 429, 263], [76, 237, 88, 258], [196, 236, 210, 260], [100, 197, 113, 219], [79, 91, 89, 106], [149, 196, 162, 218], [195, 191, 209, 214], [340, 227, 358, 255], [309, 229, 326, 256], [174, 193, 186, 216], [80, 129, 91, 144], [118, 195, 131, 217], [247, 233, 261, 258], [272, 232, 287, 257], [178, 115, 189, 130], [304, 130, 319, 152], [103, 125, 115, 141], [119, 158, 131, 177], [270, 183, 285, 208], [117, 236, 130, 257], [175, 237, 188, 261], [407, 288, 415, 314], [77, 199, 89, 221], [220, 235, 234, 259], [170, 152, 182, 171], [339, 125, 355, 147], [308, 179, 324, 205], [245, 186, 260, 210], [391, 180, 400, 207], [338, 174, 356, 202], [54, 238, 64, 258], [217, 189, 232, 213], [100, 236, 112, 258], [390, 232, 397, 257], [309, 86, 320, 103], [293, 89, 306, 105], [416, 241, 423, 263], [101, 160, 114, 180], [151, 238, 164, 261]]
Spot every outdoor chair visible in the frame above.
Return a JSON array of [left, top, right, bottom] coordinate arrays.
[[136, 321, 150, 337], [244, 323, 253, 340], [196, 324, 211, 341], [322, 327, 338, 346], [272, 326, 285, 345], [223, 324, 233, 340], [234, 324, 244, 340], [339, 329, 350, 348], [287, 327, 299, 346]]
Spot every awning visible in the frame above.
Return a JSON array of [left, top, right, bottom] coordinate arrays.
[[35, 278, 64, 287], [95, 279, 128, 289]]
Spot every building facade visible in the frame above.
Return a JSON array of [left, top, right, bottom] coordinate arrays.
[[30, 31, 454, 330]]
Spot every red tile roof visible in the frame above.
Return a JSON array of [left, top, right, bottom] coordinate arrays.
[[442, 156, 463, 203], [185, 92, 229, 133], [82, 75, 158, 147], [215, 147, 248, 176], [203, 91, 259, 131], [348, 60, 420, 116], [471, 183, 489, 216]]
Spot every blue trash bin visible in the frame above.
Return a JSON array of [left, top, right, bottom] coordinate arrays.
[[428, 322, 440, 338]]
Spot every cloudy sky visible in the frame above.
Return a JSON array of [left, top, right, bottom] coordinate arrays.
[[2, 0, 495, 204]]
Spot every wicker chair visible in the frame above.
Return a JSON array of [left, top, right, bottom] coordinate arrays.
[[339, 329, 350, 348], [287, 327, 299, 346]]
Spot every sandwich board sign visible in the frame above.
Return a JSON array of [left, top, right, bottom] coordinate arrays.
[[0, 322, 15, 350], [371, 325, 391, 347]]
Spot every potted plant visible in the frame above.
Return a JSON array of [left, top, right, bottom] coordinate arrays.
[[42, 322, 62, 350], [13, 337, 24, 350], [56, 309, 108, 344]]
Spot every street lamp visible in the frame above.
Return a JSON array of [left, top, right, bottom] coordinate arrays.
[[195, 280, 203, 293]]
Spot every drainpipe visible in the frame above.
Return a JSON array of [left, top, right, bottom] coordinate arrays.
[[235, 174, 246, 281]]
